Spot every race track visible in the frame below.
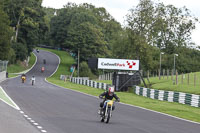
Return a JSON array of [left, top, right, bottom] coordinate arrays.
[[1, 50, 200, 133]]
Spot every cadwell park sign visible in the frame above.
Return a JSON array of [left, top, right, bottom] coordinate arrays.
[[98, 58, 139, 71]]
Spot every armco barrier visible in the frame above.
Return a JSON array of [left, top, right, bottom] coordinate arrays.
[[70, 77, 111, 90], [0, 71, 6, 82], [134, 86, 200, 108]]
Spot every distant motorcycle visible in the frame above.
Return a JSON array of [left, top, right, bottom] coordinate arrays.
[[32, 80, 35, 85], [43, 59, 46, 64], [36, 49, 39, 53], [21, 76, 26, 83], [99, 100, 116, 123]]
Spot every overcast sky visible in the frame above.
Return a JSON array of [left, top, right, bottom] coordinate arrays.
[[42, 0, 200, 46]]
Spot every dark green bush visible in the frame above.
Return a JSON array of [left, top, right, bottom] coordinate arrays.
[[79, 61, 97, 79]]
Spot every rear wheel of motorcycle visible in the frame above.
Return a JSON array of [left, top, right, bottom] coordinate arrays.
[[106, 109, 110, 123]]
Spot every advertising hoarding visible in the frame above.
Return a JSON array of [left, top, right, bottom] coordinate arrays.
[[98, 58, 139, 70]]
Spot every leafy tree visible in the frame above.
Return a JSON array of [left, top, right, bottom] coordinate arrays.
[[12, 42, 27, 61], [125, 0, 156, 70], [126, 0, 155, 46], [112, 30, 130, 58], [0, 3, 12, 60], [124, 0, 199, 71], [43, 7, 56, 29], [153, 3, 198, 54], [67, 22, 108, 61], [79, 61, 96, 78], [3, 0, 48, 60], [42, 7, 56, 45], [49, 3, 121, 61]]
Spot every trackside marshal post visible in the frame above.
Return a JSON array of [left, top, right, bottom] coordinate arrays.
[[98, 58, 139, 71]]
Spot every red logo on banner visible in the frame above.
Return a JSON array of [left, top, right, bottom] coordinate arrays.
[[126, 61, 136, 68]]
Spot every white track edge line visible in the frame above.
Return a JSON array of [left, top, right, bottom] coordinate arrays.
[[0, 86, 20, 110], [0, 97, 18, 110]]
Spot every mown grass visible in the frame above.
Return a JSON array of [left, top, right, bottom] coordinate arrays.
[[0, 87, 15, 107], [96, 73, 200, 95], [142, 72, 200, 95], [7, 52, 36, 74], [43, 48, 200, 123], [7, 74, 18, 78]]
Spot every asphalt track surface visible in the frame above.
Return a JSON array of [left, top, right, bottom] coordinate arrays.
[[0, 101, 40, 133], [1, 50, 200, 133]]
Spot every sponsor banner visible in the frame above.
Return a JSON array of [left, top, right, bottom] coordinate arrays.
[[98, 58, 139, 70]]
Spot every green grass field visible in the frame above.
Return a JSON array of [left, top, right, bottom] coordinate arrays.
[[96, 73, 200, 95], [43, 48, 200, 123], [7, 52, 36, 77], [142, 73, 200, 95]]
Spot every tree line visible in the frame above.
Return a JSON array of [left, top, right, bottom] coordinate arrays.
[[0, 0, 48, 63], [0, 0, 200, 77]]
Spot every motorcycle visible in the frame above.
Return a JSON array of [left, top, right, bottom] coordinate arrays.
[[32, 80, 35, 85], [99, 100, 115, 123], [43, 59, 46, 64], [21, 76, 26, 83], [36, 49, 39, 53]]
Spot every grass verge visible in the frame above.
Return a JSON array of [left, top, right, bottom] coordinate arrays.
[[0, 87, 15, 107], [42, 48, 200, 123], [142, 73, 200, 95], [7, 52, 36, 77]]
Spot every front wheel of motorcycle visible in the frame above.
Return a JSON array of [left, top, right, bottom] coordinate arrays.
[[105, 109, 110, 123]]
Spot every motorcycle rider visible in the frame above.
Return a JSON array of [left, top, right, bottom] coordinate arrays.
[[21, 73, 26, 83], [99, 86, 120, 115], [41, 66, 45, 72], [43, 59, 46, 64]]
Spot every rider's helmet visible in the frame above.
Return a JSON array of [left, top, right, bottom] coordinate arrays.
[[21, 73, 26, 78], [108, 86, 115, 96]]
